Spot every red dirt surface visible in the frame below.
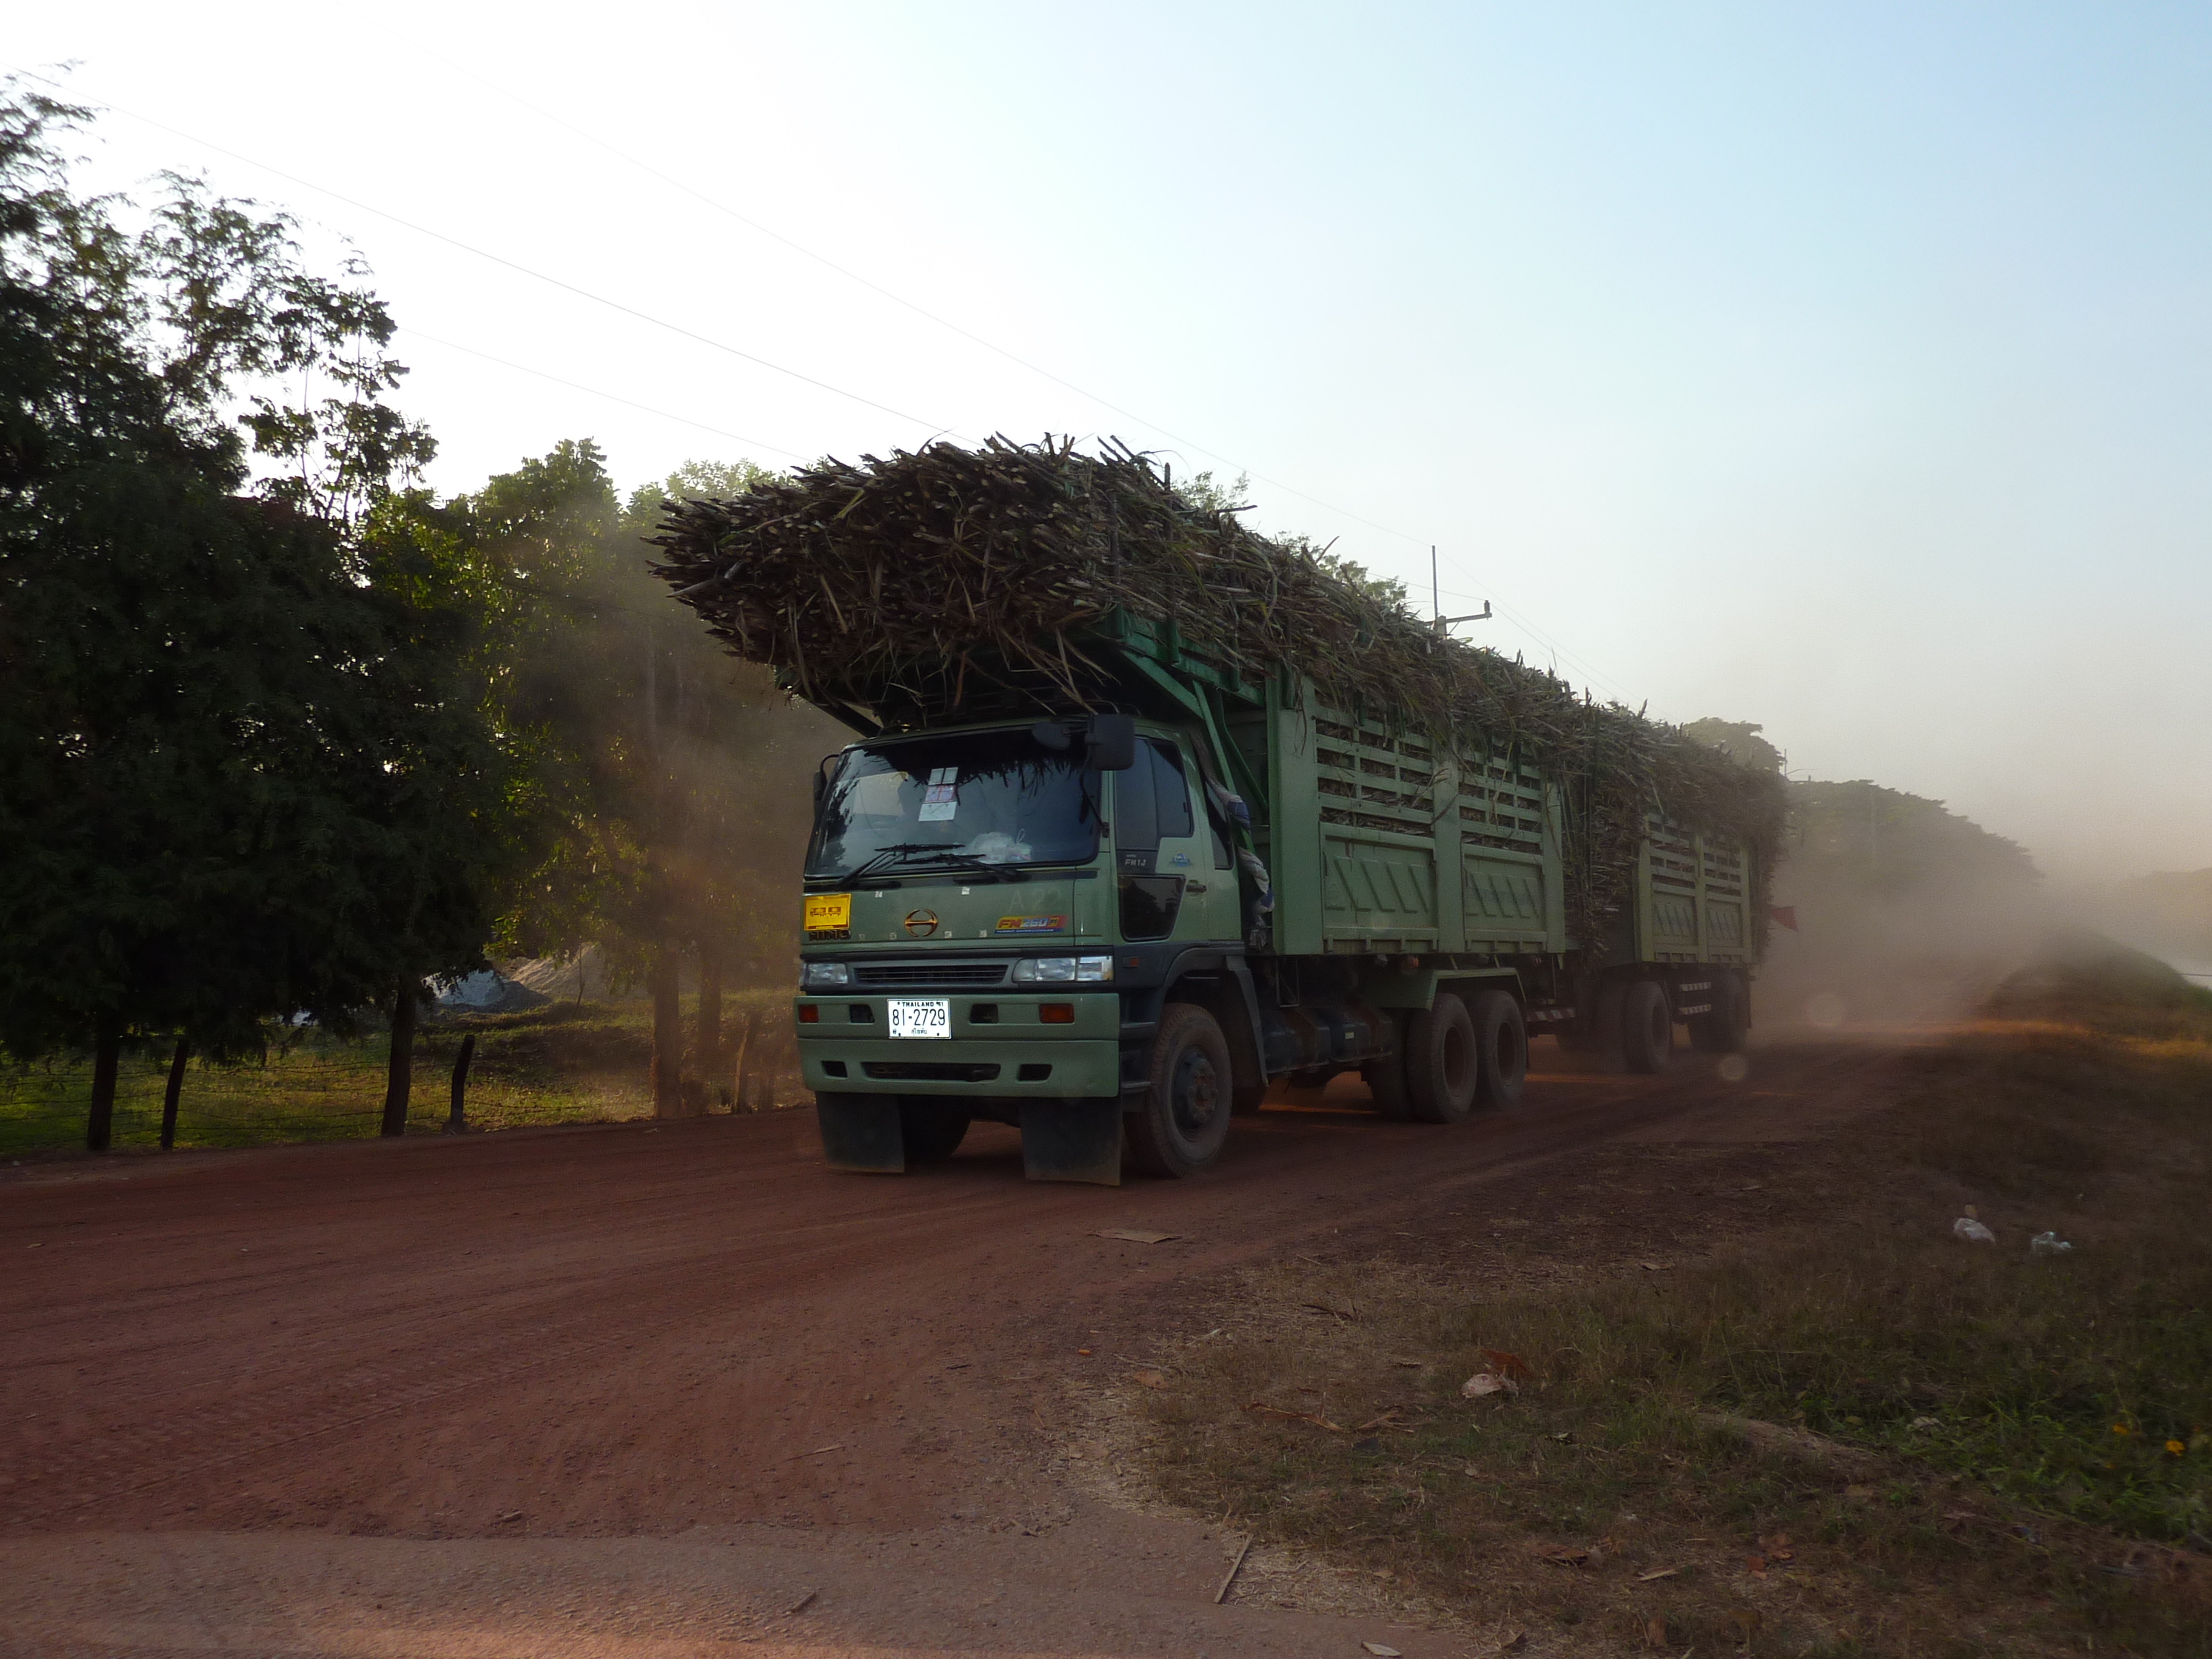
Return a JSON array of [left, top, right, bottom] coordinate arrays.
[[0, 1036, 1908, 1657]]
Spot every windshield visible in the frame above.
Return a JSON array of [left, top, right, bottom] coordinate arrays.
[[806, 728, 1102, 881]]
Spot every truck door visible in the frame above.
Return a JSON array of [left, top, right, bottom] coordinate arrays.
[[1113, 736, 1242, 946], [1114, 736, 1198, 942], [1180, 736, 1245, 945]]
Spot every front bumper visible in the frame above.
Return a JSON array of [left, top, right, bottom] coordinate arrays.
[[793, 992, 1121, 1098]]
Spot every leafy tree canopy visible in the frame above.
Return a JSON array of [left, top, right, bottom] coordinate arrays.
[[0, 82, 526, 1139]]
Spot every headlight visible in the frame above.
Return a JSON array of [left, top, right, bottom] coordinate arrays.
[[801, 960, 853, 988], [1011, 956, 1112, 984]]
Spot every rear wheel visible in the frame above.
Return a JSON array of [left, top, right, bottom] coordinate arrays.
[[897, 1098, 971, 1163], [1406, 993, 1480, 1124], [1126, 1003, 1233, 1178], [1621, 979, 1674, 1074], [1689, 972, 1751, 1053], [1466, 988, 1528, 1107]]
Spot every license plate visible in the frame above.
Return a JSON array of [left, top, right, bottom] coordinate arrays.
[[803, 892, 851, 935], [887, 998, 951, 1039]]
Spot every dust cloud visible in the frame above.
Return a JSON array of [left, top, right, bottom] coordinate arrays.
[[1682, 724, 2048, 1033]]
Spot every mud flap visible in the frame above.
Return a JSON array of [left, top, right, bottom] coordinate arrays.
[[816, 1093, 905, 1173], [1020, 1098, 1124, 1185]]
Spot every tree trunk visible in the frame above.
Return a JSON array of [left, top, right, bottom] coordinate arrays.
[[734, 1008, 760, 1112], [159, 1037, 190, 1151], [444, 1033, 476, 1134], [381, 985, 415, 1138], [695, 942, 723, 1097], [87, 1014, 121, 1153], [650, 941, 682, 1118]]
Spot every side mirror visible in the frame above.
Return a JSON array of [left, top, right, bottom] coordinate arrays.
[[813, 754, 839, 811], [1085, 712, 1137, 771]]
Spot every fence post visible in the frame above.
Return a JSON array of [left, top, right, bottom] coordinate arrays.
[[159, 1037, 190, 1150], [444, 1033, 475, 1134]]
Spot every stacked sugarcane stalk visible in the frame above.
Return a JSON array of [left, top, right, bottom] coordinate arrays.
[[649, 436, 1786, 953]]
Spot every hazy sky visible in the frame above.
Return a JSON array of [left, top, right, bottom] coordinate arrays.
[[17, 2, 2210, 878]]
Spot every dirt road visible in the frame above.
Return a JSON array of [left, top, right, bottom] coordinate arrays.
[[1, 1037, 1908, 1657]]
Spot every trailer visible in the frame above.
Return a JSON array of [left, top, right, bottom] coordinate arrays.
[[652, 439, 1780, 1183]]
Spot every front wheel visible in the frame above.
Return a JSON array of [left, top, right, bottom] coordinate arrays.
[[1126, 1004, 1234, 1178]]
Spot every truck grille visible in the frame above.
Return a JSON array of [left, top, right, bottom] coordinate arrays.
[[862, 1061, 1003, 1082], [852, 961, 1008, 988]]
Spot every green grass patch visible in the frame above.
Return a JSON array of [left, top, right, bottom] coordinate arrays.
[[0, 988, 802, 1158]]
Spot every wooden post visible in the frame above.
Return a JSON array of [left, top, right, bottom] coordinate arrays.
[[159, 1037, 190, 1151], [649, 942, 682, 1118], [380, 985, 415, 1138], [444, 1033, 476, 1134], [87, 1014, 121, 1153]]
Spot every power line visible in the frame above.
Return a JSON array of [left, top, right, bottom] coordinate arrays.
[[410, 52, 1475, 553], [5, 64, 956, 441], [1430, 578, 1643, 705], [399, 327, 812, 463], [418, 59, 1656, 710], [25, 61, 1657, 712], [420, 309, 1647, 710]]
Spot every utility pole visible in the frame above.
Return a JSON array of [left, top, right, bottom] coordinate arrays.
[[1430, 545, 1492, 635]]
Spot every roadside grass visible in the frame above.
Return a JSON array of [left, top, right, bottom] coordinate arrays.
[[1134, 963, 2212, 1656], [0, 988, 801, 1158]]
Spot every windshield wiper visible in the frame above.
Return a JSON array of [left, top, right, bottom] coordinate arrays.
[[842, 844, 999, 884]]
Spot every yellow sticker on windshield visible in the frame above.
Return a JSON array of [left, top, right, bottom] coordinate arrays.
[[803, 893, 851, 935]]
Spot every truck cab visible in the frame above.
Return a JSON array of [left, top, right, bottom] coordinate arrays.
[[794, 714, 1252, 1183]]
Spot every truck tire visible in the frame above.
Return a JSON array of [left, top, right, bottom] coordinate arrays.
[[1689, 972, 1751, 1054], [1362, 1010, 1414, 1121], [1466, 988, 1527, 1107], [897, 1098, 971, 1163], [1126, 1003, 1234, 1178], [1406, 993, 1480, 1124], [1621, 979, 1674, 1074]]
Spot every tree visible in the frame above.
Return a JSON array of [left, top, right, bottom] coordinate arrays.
[[0, 82, 524, 1145], [1681, 718, 1785, 774], [471, 446, 839, 1114]]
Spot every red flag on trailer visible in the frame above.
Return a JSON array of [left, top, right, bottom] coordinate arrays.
[[1769, 905, 1799, 931]]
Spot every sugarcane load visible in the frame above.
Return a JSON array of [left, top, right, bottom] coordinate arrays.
[[651, 437, 1788, 1184]]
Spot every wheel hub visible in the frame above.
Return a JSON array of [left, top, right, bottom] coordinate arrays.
[[1173, 1048, 1219, 1134]]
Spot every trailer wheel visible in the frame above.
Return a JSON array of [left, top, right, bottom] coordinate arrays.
[[897, 1098, 971, 1163], [1362, 1010, 1414, 1121], [1126, 1003, 1234, 1178], [1621, 980, 1674, 1074], [1406, 993, 1481, 1124], [1689, 973, 1751, 1054], [1466, 988, 1527, 1107]]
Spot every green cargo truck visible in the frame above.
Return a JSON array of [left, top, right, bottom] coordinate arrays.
[[652, 440, 1779, 1184], [786, 609, 1759, 1183]]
